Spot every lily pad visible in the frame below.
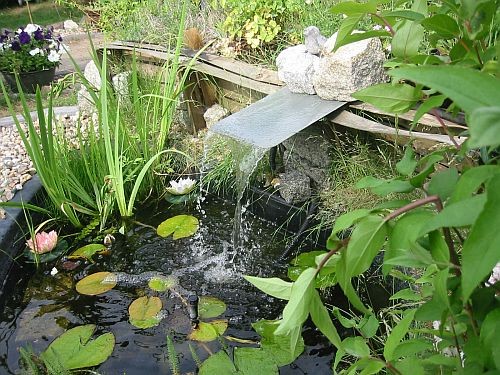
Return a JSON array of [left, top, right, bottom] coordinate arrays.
[[198, 296, 227, 319], [148, 276, 178, 292], [40, 324, 115, 370], [129, 296, 162, 329], [234, 347, 279, 375], [76, 272, 117, 296], [188, 320, 228, 342], [69, 244, 107, 262], [25, 240, 68, 263], [199, 351, 238, 375], [157, 215, 199, 240]]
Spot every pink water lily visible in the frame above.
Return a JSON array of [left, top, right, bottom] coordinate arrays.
[[26, 230, 58, 254]]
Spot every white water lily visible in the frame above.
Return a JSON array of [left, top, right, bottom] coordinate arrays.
[[47, 50, 61, 63], [166, 177, 196, 195], [50, 267, 59, 276]]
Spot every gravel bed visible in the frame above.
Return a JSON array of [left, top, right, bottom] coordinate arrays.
[[0, 110, 96, 219]]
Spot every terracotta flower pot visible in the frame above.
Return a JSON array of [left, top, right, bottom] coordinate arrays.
[[1, 67, 56, 93]]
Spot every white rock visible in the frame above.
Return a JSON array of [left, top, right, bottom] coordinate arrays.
[[312, 32, 387, 101], [83, 60, 101, 90], [112, 71, 131, 102], [63, 19, 79, 31], [276, 45, 319, 95], [78, 60, 101, 114], [304, 26, 327, 55], [203, 104, 229, 128]]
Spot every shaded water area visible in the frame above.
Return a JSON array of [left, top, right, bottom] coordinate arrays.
[[0, 195, 334, 374]]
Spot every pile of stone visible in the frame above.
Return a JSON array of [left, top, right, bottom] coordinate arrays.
[[276, 27, 387, 101]]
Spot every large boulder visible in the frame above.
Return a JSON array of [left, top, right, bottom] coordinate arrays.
[[312, 33, 387, 101], [276, 45, 319, 95], [203, 104, 229, 128]]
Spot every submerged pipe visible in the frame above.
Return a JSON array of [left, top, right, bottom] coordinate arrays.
[[187, 294, 199, 328]]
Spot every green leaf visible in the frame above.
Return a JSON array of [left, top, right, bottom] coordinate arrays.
[[76, 272, 117, 296], [331, 1, 377, 15], [129, 296, 162, 329], [344, 215, 387, 277], [275, 268, 316, 335], [381, 9, 425, 21], [396, 147, 418, 176], [333, 15, 363, 51], [157, 214, 199, 240], [390, 288, 423, 301], [468, 106, 500, 148], [352, 83, 421, 114], [40, 325, 114, 370], [252, 320, 304, 366], [391, 21, 425, 59], [342, 337, 370, 358], [310, 290, 342, 349], [69, 244, 107, 262], [480, 308, 500, 348], [462, 174, 500, 301], [420, 194, 487, 235], [189, 320, 228, 342], [331, 209, 372, 236], [199, 351, 237, 375], [198, 296, 227, 319], [427, 167, 459, 202], [433, 268, 450, 308], [429, 230, 449, 265], [420, 14, 460, 39], [356, 176, 415, 196], [385, 211, 434, 275], [450, 165, 500, 203], [390, 66, 500, 114], [359, 314, 379, 338], [233, 347, 279, 375], [412, 95, 446, 126], [244, 276, 292, 300], [392, 339, 433, 359], [409, 153, 444, 188], [147, 275, 178, 292], [384, 309, 416, 361]]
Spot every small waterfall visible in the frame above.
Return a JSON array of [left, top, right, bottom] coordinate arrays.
[[202, 131, 267, 255], [227, 139, 267, 253]]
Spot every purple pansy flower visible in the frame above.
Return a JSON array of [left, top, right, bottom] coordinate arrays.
[[19, 31, 30, 44], [11, 41, 21, 51], [0, 35, 6, 43], [34, 29, 44, 41], [45, 31, 52, 40]]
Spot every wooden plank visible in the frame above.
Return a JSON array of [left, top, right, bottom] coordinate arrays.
[[106, 41, 283, 86], [330, 111, 465, 152], [349, 102, 467, 133]]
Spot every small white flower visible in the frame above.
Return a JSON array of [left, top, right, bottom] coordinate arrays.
[[50, 267, 58, 276], [385, 26, 391, 32], [166, 177, 196, 195], [29, 48, 41, 56], [47, 50, 61, 62], [24, 24, 40, 35], [373, 25, 382, 31]]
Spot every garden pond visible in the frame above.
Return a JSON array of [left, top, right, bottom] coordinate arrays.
[[0, 195, 337, 374]]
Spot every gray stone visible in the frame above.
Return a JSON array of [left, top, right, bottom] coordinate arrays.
[[276, 45, 319, 95], [77, 60, 101, 113], [203, 104, 229, 129], [112, 71, 131, 105], [312, 32, 387, 101], [282, 126, 332, 168], [278, 170, 311, 204], [83, 60, 101, 90], [304, 26, 327, 56], [63, 19, 79, 31], [284, 150, 329, 188]]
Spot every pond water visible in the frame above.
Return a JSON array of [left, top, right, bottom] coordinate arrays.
[[0, 195, 335, 374]]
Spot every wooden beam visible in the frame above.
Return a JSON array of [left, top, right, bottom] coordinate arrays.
[[330, 111, 465, 152]]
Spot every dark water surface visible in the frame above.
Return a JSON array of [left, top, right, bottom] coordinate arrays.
[[0, 196, 334, 374]]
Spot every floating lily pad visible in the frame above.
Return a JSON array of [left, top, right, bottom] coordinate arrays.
[[157, 215, 199, 240], [40, 324, 115, 370], [76, 272, 117, 296], [129, 296, 162, 329], [148, 276, 178, 292], [25, 240, 68, 263], [234, 347, 279, 375], [69, 244, 107, 262], [198, 296, 227, 319], [199, 351, 237, 375], [188, 320, 228, 342]]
